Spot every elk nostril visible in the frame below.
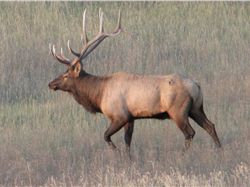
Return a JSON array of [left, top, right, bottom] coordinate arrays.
[[48, 82, 54, 89]]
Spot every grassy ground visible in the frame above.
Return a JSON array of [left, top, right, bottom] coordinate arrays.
[[0, 2, 250, 186]]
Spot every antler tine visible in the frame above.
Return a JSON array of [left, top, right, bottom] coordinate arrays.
[[49, 44, 54, 55], [82, 9, 88, 44], [99, 8, 104, 33], [50, 44, 57, 58], [60, 47, 71, 62], [116, 9, 121, 30], [105, 9, 122, 37], [50, 44, 71, 66], [67, 40, 81, 57]]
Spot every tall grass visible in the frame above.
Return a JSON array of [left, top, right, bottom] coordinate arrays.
[[0, 2, 250, 186]]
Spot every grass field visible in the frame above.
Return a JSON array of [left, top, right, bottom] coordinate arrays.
[[0, 2, 250, 186]]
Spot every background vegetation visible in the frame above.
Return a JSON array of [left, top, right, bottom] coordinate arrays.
[[0, 2, 250, 186]]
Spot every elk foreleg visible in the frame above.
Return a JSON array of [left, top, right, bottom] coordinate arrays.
[[104, 119, 127, 150], [124, 121, 134, 158]]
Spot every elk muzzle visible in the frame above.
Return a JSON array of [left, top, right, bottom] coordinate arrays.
[[48, 77, 62, 91]]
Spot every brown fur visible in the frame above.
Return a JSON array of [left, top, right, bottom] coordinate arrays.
[[72, 72, 109, 113]]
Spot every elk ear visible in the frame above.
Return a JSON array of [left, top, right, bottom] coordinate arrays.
[[73, 62, 82, 77]]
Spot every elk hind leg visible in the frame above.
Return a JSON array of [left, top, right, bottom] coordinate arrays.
[[176, 119, 196, 151], [170, 98, 195, 151], [190, 107, 221, 147], [171, 116, 195, 151]]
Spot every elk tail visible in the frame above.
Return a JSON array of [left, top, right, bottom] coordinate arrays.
[[194, 82, 203, 110]]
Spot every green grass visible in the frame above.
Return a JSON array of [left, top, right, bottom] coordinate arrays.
[[0, 2, 250, 186]]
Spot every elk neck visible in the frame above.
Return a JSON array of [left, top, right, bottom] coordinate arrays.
[[70, 71, 107, 114]]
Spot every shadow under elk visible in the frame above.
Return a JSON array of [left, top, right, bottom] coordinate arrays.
[[49, 9, 221, 156]]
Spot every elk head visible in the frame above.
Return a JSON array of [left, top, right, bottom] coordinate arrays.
[[48, 9, 122, 92]]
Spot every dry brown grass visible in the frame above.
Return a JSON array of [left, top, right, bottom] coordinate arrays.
[[0, 2, 250, 186]]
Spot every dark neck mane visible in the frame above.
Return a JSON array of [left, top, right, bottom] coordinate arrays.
[[71, 72, 107, 113]]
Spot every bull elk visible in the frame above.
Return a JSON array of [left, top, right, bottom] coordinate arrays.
[[49, 9, 221, 156]]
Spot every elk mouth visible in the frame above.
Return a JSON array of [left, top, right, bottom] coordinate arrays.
[[48, 82, 59, 91]]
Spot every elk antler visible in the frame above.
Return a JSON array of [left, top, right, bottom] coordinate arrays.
[[50, 44, 71, 66], [68, 8, 122, 63], [50, 9, 122, 66]]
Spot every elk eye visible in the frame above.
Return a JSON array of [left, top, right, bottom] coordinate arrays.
[[63, 74, 68, 80]]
